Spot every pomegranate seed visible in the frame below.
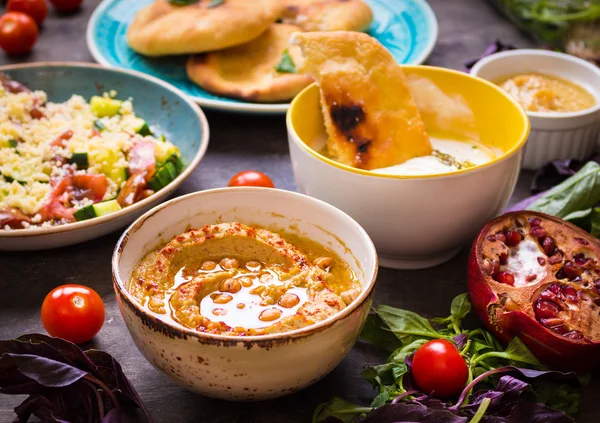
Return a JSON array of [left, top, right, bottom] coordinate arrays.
[[499, 252, 508, 265], [574, 237, 589, 245], [493, 271, 515, 285], [594, 298, 600, 307], [526, 274, 538, 282], [540, 317, 565, 328], [555, 269, 567, 280], [531, 227, 546, 240], [504, 230, 522, 247], [563, 330, 584, 340], [542, 237, 556, 256], [491, 259, 500, 275], [486, 235, 496, 242], [535, 299, 561, 319], [537, 257, 546, 266], [563, 261, 583, 280], [528, 217, 542, 226], [551, 324, 571, 335], [496, 232, 506, 242], [562, 285, 579, 301], [573, 253, 589, 266]]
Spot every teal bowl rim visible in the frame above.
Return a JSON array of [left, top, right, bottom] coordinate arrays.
[[85, 0, 439, 114], [0, 61, 210, 238]]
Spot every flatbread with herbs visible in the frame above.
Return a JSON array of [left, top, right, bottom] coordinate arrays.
[[187, 24, 312, 102], [281, 0, 373, 32], [127, 0, 283, 56]]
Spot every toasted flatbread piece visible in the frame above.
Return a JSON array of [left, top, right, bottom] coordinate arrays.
[[127, 0, 283, 56], [186, 24, 312, 102], [281, 0, 373, 32], [291, 31, 432, 170]]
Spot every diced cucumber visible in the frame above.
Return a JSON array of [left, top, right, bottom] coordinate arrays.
[[0, 173, 25, 185], [154, 141, 180, 164], [90, 96, 122, 118], [68, 152, 89, 169], [8, 139, 17, 148], [74, 199, 122, 221], [135, 122, 153, 137], [147, 161, 178, 191], [167, 153, 184, 173], [94, 119, 106, 132], [109, 166, 127, 186]]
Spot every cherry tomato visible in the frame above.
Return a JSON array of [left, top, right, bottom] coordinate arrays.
[[41, 284, 105, 344], [0, 12, 38, 55], [6, 0, 48, 26], [411, 339, 469, 398], [49, 0, 83, 13], [228, 170, 275, 188]]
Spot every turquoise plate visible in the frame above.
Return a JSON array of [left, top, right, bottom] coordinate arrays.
[[87, 0, 438, 114]]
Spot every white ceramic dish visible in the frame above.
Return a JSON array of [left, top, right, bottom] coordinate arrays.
[[112, 187, 378, 400], [287, 67, 530, 269], [471, 49, 600, 169], [0, 63, 209, 251]]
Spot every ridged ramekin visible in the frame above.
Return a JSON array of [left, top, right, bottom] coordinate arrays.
[[471, 50, 600, 170]]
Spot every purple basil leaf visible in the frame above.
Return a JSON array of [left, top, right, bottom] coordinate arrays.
[[453, 334, 468, 350], [102, 407, 134, 423], [509, 401, 575, 423], [504, 191, 546, 213], [3, 353, 87, 388], [464, 39, 518, 72], [511, 367, 579, 384], [362, 402, 468, 423], [531, 159, 584, 194], [496, 375, 530, 400], [13, 394, 69, 423]]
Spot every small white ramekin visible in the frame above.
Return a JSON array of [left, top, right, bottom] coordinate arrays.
[[471, 50, 600, 169]]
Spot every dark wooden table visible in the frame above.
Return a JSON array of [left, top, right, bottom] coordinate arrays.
[[1, 1, 598, 422]]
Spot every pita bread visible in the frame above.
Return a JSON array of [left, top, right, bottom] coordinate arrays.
[[291, 31, 432, 170], [281, 0, 372, 32], [127, 0, 283, 56], [187, 24, 312, 102]]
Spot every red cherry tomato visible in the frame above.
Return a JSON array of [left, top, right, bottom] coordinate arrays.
[[41, 284, 105, 344], [411, 339, 469, 398], [228, 170, 275, 188], [6, 0, 48, 26], [49, 0, 83, 13], [0, 12, 38, 55]]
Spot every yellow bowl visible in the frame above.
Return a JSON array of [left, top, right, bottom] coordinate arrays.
[[287, 66, 530, 269]]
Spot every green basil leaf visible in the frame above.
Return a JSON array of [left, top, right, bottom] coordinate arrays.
[[361, 362, 394, 388], [450, 293, 471, 321], [504, 337, 544, 367], [370, 389, 391, 408], [275, 49, 297, 74], [312, 397, 371, 423], [360, 314, 401, 353], [208, 0, 224, 7], [391, 362, 408, 383], [376, 305, 439, 344], [589, 207, 600, 237], [527, 161, 600, 218]]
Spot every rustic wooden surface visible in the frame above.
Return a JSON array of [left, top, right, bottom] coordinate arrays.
[[1, 0, 598, 422]]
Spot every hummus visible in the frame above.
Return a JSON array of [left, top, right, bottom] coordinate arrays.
[[129, 223, 360, 336], [495, 72, 596, 113]]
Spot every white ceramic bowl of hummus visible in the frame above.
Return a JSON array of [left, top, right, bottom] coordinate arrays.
[[112, 187, 378, 400], [471, 49, 600, 169], [287, 67, 530, 269]]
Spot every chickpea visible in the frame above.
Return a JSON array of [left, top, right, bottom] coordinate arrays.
[[250, 286, 265, 295], [246, 260, 262, 271], [314, 257, 333, 270], [237, 303, 246, 309], [259, 273, 273, 284], [278, 293, 300, 308], [238, 276, 254, 287], [220, 258, 239, 269], [212, 308, 227, 316], [200, 261, 217, 271], [211, 293, 233, 304], [341, 288, 360, 306], [220, 278, 242, 294], [259, 308, 282, 322]]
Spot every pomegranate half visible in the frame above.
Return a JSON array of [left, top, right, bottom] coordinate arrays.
[[468, 210, 600, 372]]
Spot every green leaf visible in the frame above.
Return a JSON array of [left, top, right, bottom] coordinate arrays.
[[275, 49, 297, 74], [504, 337, 544, 367], [391, 362, 408, 383], [208, 0, 224, 7], [361, 362, 394, 388], [370, 388, 392, 408], [589, 208, 600, 237], [450, 293, 471, 321], [312, 397, 371, 423], [376, 305, 439, 344], [360, 313, 401, 353], [527, 161, 600, 219], [530, 382, 581, 417]]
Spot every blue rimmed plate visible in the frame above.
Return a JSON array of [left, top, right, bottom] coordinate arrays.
[[86, 0, 438, 114]]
